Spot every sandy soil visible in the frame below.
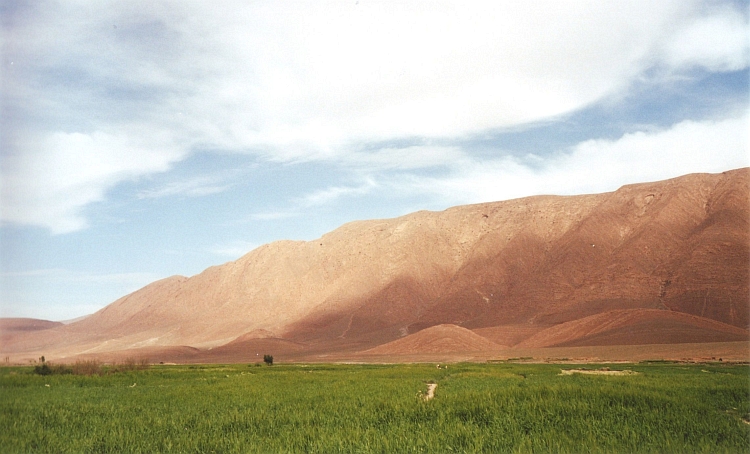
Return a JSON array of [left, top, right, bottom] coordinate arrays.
[[424, 383, 437, 401], [559, 368, 639, 375]]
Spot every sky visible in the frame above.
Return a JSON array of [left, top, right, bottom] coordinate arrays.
[[1, 1, 748, 321]]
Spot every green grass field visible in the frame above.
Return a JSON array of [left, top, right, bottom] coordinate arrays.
[[2, 362, 748, 453]]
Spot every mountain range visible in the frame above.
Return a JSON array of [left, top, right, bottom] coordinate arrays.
[[2, 168, 748, 363]]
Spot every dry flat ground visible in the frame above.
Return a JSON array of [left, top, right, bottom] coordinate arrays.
[[20, 340, 746, 366], [559, 368, 639, 375]]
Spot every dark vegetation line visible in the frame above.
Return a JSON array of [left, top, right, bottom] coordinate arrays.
[[32, 356, 150, 376]]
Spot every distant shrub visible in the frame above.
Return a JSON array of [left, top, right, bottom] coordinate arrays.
[[33, 362, 52, 376], [33, 357, 72, 376], [263, 354, 273, 366], [120, 357, 138, 371], [31, 356, 150, 376], [72, 360, 103, 376], [54, 364, 72, 375], [111, 357, 150, 373]]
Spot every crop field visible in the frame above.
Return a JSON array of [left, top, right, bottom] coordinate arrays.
[[1, 362, 748, 453]]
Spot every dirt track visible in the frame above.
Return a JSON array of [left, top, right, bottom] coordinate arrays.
[[559, 368, 639, 376]]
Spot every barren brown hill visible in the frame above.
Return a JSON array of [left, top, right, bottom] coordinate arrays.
[[0, 318, 62, 332], [362, 324, 504, 355], [471, 325, 551, 347], [516, 309, 750, 348], [1, 168, 747, 362], [0, 318, 63, 353]]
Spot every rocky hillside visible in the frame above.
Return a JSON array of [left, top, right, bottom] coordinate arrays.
[[2, 169, 747, 361]]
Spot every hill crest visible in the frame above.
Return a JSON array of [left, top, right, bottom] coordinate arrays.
[[362, 324, 504, 355]]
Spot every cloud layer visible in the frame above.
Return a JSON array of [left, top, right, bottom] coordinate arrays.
[[2, 131, 183, 233], [393, 112, 749, 206], [1, 0, 748, 233]]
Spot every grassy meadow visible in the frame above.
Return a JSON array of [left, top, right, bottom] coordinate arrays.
[[1, 361, 748, 453]]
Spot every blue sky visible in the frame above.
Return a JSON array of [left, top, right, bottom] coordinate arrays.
[[1, 1, 748, 321]]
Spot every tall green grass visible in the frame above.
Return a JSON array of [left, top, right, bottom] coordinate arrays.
[[1, 362, 748, 452]]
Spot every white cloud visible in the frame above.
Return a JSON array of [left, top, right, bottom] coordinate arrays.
[[240, 179, 379, 222], [1, 1, 747, 233], [170, 0, 746, 150], [555, 113, 749, 193], [659, 5, 749, 71], [1, 131, 183, 234], [346, 146, 468, 170], [392, 111, 749, 205], [137, 176, 230, 199], [297, 179, 378, 207]]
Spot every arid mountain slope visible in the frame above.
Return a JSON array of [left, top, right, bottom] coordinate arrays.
[[414, 170, 749, 330], [1, 169, 747, 360], [516, 309, 749, 348]]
